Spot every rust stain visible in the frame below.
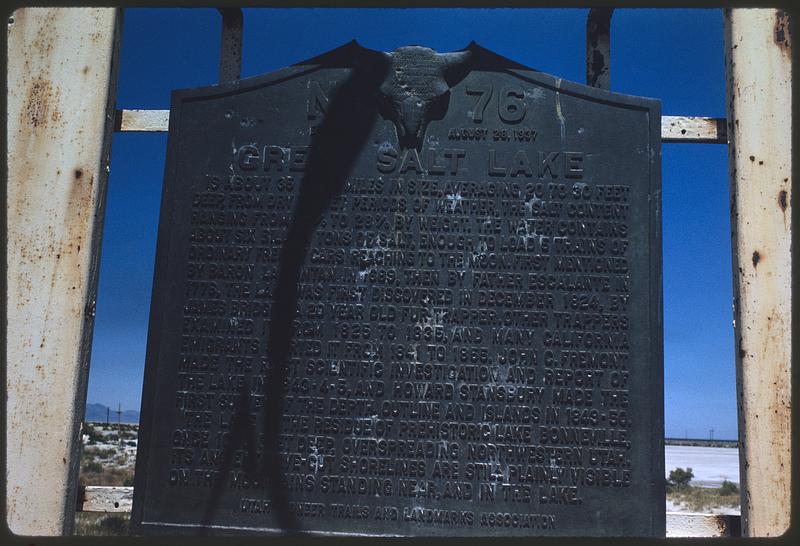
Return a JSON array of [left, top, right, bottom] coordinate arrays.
[[31, 11, 57, 57], [50, 105, 62, 124], [37, 165, 95, 351], [23, 77, 60, 128], [775, 10, 791, 53], [752, 250, 761, 268], [778, 190, 788, 211]]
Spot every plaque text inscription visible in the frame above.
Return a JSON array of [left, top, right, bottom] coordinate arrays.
[[132, 43, 663, 537]]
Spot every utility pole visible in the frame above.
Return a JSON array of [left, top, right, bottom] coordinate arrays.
[[115, 403, 123, 445]]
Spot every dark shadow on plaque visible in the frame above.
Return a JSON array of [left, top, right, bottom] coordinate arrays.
[[199, 44, 392, 535], [197, 41, 505, 534]]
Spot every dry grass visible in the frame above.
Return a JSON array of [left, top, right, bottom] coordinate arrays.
[[667, 485, 740, 512], [79, 466, 134, 486], [78, 426, 136, 486], [75, 512, 131, 536]]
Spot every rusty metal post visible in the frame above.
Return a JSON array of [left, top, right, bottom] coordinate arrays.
[[724, 8, 792, 537], [586, 7, 614, 89], [6, 7, 121, 535], [218, 7, 243, 82]]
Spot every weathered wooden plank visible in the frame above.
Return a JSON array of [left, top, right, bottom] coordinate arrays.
[[78, 486, 134, 513], [666, 512, 741, 537], [724, 8, 792, 538], [115, 109, 170, 132], [6, 7, 121, 536], [661, 116, 727, 143], [115, 109, 727, 144]]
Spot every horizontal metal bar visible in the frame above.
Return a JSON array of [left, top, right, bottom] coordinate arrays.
[[115, 110, 727, 144], [662, 115, 727, 143], [75, 487, 739, 538]]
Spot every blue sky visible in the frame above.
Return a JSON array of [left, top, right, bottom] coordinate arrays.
[[88, 8, 737, 440]]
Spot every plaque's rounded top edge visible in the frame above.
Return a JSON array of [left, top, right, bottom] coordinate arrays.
[[555, 76, 663, 112], [286, 40, 541, 79], [167, 40, 534, 105], [167, 40, 661, 114], [290, 40, 493, 67], [291, 39, 389, 68]]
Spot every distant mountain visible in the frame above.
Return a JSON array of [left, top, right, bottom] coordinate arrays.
[[85, 403, 140, 425]]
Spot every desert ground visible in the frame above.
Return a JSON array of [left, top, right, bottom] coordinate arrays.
[[75, 423, 741, 534]]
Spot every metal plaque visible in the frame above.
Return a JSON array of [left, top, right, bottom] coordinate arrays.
[[131, 42, 663, 537]]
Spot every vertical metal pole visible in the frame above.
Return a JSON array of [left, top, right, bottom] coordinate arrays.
[[218, 7, 243, 82], [724, 8, 792, 537], [586, 8, 614, 89], [6, 7, 121, 535]]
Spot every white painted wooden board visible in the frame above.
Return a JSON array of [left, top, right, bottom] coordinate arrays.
[[6, 7, 120, 536], [724, 8, 792, 538]]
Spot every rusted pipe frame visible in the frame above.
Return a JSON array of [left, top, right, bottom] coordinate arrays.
[[6, 7, 122, 535], [586, 7, 614, 89], [724, 7, 792, 538], [218, 7, 243, 82]]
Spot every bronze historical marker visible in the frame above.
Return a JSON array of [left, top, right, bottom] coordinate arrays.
[[131, 43, 664, 536]]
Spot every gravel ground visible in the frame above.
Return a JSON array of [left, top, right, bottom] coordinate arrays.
[[666, 499, 740, 515]]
